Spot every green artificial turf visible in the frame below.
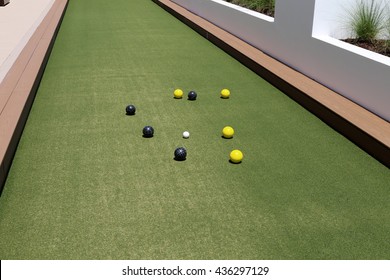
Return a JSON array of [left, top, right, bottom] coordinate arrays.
[[0, 0, 389, 259]]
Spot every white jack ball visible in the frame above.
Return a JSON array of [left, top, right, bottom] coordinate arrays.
[[183, 131, 190, 139]]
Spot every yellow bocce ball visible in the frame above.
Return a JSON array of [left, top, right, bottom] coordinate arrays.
[[230, 149, 243, 163], [174, 89, 183, 99], [222, 126, 234, 139], [220, 88, 230, 99]]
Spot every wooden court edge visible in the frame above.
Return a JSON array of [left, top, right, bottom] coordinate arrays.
[[0, 0, 69, 192], [153, 0, 390, 167]]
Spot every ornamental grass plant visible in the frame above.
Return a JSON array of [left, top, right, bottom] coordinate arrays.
[[346, 0, 386, 42], [343, 0, 390, 56]]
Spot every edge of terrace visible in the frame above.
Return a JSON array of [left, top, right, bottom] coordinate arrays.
[[0, 0, 69, 193], [153, 0, 390, 167]]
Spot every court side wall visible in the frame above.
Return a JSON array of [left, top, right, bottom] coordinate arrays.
[[171, 0, 390, 122]]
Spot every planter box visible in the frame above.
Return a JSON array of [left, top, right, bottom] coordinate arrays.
[[0, 0, 10, 7]]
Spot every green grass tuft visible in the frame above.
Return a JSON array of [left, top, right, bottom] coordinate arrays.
[[346, 0, 386, 42]]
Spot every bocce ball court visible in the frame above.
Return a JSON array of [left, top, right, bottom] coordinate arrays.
[[0, 0, 389, 259]]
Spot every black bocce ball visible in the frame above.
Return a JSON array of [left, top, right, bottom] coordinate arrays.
[[125, 104, 136, 115], [143, 126, 154, 138], [188, 91, 197, 101], [174, 147, 187, 161]]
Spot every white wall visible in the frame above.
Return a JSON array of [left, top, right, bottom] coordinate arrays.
[[171, 0, 390, 122]]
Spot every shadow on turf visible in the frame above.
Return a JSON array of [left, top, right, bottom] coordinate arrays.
[[173, 158, 187, 162]]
